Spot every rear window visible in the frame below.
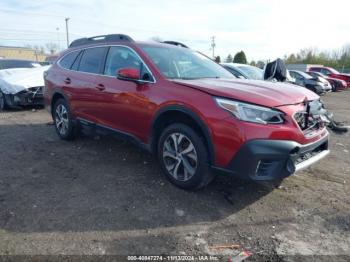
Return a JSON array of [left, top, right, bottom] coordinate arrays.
[[78, 47, 107, 74], [310, 67, 321, 72], [59, 51, 80, 69]]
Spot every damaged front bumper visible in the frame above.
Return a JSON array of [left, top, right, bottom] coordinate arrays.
[[3, 86, 44, 107], [213, 132, 329, 181]]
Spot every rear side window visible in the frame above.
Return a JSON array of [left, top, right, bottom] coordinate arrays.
[[59, 51, 80, 69], [78, 47, 107, 74]]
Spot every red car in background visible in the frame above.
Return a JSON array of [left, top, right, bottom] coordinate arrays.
[[307, 71, 347, 92], [308, 66, 350, 88]]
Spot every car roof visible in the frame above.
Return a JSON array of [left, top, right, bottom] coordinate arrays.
[[59, 40, 190, 58], [68, 39, 188, 50]]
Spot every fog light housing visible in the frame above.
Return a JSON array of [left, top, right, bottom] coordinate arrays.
[[286, 158, 296, 174]]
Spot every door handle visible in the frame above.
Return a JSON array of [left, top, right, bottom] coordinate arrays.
[[95, 84, 105, 91], [64, 77, 71, 84]]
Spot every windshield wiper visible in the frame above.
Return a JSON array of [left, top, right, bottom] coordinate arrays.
[[173, 76, 221, 80], [173, 77, 201, 80], [202, 76, 220, 79]]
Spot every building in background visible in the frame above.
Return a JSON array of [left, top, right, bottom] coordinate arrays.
[[0, 46, 47, 62]]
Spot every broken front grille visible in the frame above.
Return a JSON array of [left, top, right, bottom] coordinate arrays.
[[293, 101, 325, 137]]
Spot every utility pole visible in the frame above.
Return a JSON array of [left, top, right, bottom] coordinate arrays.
[[65, 17, 70, 48], [56, 27, 60, 51], [210, 36, 216, 59]]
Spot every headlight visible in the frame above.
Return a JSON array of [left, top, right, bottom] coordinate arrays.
[[215, 97, 284, 124]]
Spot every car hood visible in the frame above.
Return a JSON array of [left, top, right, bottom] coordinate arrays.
[[339, 73, 350, 78], [315, 76, 328, 84], [171, 78, 319, 107], [0, 66, 50, 94]]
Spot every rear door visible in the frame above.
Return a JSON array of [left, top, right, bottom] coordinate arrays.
[[70, 47, 108, 122]]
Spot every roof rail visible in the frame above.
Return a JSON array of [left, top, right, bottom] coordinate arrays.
[[162, 41, 189, 48], [69, 34, 134, 48]]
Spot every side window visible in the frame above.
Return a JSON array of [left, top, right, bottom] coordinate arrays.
[[320, 68, 330, 75], [71, 51, 83, 71], [295, 73, 302, 79], [59, 51, 80, 69], [78, 47, 107, 74], [104, 46, 153, 81]]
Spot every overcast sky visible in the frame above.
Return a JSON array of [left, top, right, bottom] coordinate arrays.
[[0, 0, 349, 61]]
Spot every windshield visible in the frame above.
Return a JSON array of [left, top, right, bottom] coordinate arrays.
[[141, 46, 234, 80], [237, 65, 263, 80], [297, 71, 313, 79], [328, 67, 339, 74]]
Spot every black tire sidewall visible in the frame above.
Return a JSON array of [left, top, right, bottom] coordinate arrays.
[[0, 91, 7, 110], [53, 98, 76, 140], [157, 123, 210, 190]]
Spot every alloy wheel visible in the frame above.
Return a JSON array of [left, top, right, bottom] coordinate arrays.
[[162, 132, 198, 182], [55, 104, 69, 136]]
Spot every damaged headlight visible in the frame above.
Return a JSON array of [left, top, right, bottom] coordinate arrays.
[[215, 97, 284, 124]]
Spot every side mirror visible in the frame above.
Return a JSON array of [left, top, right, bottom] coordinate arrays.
[[116, 68, 140, 82]]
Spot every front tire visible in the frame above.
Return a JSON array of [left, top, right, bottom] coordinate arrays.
[[157, 123, 215, 190], [53, 98, 77, 140], [0, 91, 7, 111]]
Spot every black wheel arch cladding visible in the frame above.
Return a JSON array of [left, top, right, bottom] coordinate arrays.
[[150, 105, 215, 165]]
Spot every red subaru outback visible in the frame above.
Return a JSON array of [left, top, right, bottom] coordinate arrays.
[[44, 34, 329, 190]]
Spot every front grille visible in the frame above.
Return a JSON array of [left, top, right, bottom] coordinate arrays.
[[15, 86, 44, 105], [28, 86, 43, 95], [294, 141, 328, 165], [293, 101, 325, 137]]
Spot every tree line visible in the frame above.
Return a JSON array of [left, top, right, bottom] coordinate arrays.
[[215, 44, 350, 71], [215, 51, 247, 64], [284, 45, 350, 70], [215, 51, 266, 69]]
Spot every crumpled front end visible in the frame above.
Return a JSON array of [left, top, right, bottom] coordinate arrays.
[[211, 98, 330, 181], [0, 66, 49, 108], [3, 86, 44, 107]]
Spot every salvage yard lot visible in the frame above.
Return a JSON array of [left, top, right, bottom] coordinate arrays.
[[0, 91, 349, 261]]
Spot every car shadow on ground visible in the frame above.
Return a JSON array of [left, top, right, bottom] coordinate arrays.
[[0, 123, 278, 233]]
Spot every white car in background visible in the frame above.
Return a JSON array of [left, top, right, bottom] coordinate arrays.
[[221, 63, 264, 80], [0, 65, 49, 110]]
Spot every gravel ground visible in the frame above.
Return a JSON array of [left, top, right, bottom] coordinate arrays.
[[0, 91, 349, 261]]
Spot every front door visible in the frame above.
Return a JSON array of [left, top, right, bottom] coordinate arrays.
[[93, 46, 155, 140]]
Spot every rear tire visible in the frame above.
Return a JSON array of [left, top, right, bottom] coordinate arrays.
[[0, 91, 7, 111], [53, 98, 77, 140], [331, 84, 336, 92], [157, 123, 215, 190]]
